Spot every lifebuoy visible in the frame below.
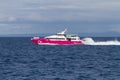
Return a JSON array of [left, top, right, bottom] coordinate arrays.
[[38, 40, 42, 43]]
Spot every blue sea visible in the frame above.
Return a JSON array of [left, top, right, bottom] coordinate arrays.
[[0, 37, 120, 80]]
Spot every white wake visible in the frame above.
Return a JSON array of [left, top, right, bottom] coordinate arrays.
[[82, 38, 120, 45]]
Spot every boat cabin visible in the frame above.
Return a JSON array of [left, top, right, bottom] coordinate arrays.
[[45, 29, 80, 41], [45, 34, 80, 41]]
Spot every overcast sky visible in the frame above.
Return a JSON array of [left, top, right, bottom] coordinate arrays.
[[0, 0, 120, 34]]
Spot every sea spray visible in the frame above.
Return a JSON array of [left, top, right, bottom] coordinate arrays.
[[82, 38, 120, 45]]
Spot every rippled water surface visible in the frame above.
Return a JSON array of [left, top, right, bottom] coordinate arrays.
[[0, 37, 120, 80]]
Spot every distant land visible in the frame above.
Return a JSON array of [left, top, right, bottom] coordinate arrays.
[[0, 31, 120, 37]]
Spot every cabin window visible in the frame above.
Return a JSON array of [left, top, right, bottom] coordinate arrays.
[[71, 38, 76, 40], [48, 38, 65, 40], [67, 38, 76, 40]]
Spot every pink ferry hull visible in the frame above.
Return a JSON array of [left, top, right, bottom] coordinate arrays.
[[31, 38, 83, 45]]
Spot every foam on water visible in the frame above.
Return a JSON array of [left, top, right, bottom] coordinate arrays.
[[82, 38, 120, 45]]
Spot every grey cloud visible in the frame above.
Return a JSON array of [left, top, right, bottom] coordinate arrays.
[[0, 24, 32, 34], [0, 0, 120, 34], [0, 0, 120, 21]]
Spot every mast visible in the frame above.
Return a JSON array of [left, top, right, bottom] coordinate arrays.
[[57, 28, 67, 35]]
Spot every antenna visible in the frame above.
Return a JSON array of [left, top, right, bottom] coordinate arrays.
[[57, 28, 67, 34]]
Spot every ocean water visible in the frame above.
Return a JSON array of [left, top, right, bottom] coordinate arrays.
[[0, 37, 120, 80]]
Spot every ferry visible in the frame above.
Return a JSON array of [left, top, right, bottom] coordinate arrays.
[[31, 29, 84, 45]]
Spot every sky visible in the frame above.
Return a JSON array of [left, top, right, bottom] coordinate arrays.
[[0, 0, 120, 35]]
